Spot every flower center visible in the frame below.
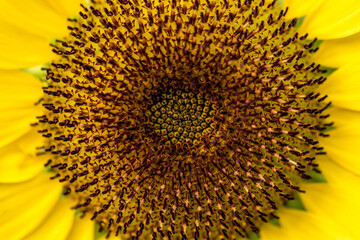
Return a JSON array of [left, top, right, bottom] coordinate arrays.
[[37, 0, 331, 239], [146, 88, 216, 145]]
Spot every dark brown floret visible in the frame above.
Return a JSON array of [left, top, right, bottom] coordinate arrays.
[[37, 0, 330, 239]]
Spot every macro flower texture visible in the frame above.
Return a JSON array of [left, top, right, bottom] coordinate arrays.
[[1, 0, 360, 239]]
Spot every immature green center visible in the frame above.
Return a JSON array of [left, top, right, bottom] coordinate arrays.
[[146, 89, 216, 145]]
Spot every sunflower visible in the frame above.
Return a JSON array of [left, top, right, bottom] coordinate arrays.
[[1, 0, 360, 239]]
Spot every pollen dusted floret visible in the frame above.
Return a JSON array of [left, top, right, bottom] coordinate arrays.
[[38, 0, 330, 239]]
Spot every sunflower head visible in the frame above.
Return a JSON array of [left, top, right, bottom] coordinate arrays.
[[37, 0, 330, 238]]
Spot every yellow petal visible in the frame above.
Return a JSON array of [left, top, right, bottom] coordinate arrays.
[[0, 70, 43, 148], [314, 32, 360, 68], [24, 197, 75, 240], [260, 208, 354, 240], [0, 25, 54, 69], [0, 0, 71, 39], [0, 173, 62, 240], [300, 159, 360, 239], [282, 0, 325, 20], [0, 70, 43, 111], [0, 107, 42, 147], [0, 0, 83, 69], [46, 0, 87, 17], [67, 215, 94, 240], [0, 129, 44, 183], [321, 107, 360, 175], [300, 0, 360, 39], [318, 155, 360, 193], [262, 155, 360, 240], [318, 63, 360, 111]]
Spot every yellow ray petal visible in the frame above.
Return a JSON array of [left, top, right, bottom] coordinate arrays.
[[260, 208, 354, 240], [0, 107, 42, 147], [24, 197, 75, 240], [46, 0, 87, 17], [300, 159, 360, 239], [0, 70, 43, 147], [317, 155, 360, 192], [321, 107, 360, 175], [282, 0, 325, 20], [0, 0, 83, 69], [0, 129, 45, 183], [0, 0, 73, 38], [67, 215, 94, 240], [0, 70, 43, 110], [300, 0, 360, 39], [0, 22, 55, 69], [318, 63, 360, 111], [314, 32, 360, 68], [0, 173, 62, 240]]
